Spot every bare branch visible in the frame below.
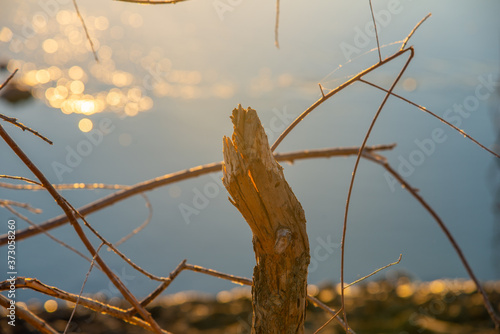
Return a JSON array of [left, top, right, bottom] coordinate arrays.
[[0, 124, 163, 333], [368, 0, 382, 62], [72, 0, 99, 62], [1, 203, 95, 264], [0, 69, 17, 91], [275, 0, 280, 49], [0, 144, 395, 245], [0, 69, 53, 144], [0, 277, 172, 333], [344, 254, 402, 289], [362, 152, 500, 327], [340, 46, 414, 331], [0, 199, 42, 213], [401, 13, 432, 50], [112, 194, 153, 247], [358, 78, 500, 159]]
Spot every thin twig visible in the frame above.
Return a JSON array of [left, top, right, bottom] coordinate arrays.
[[344, 254, 402, 289], [127, 259, 187, 314], [0, 69, 53, 144], [112, 194, 153, 247], [72, 0, 99, 62], [2, 204, 95, 264], [275, 0, 280, 49], [0, 114, 54, 144], [0, 200, 42, 213], [0, 69, 17, 91], [271, 47, 413, 151], [0, 277, 172, 333], [313, 308, 343, 334], [0, 181, 128, 190], [340, 47, 415, 331], [64, 243, 104, 334], [359, 78, 500, 159], [62, 198, 171, 282], [400, 13, 432, 50], [362, 152, 500, 328], [0, 144, 395, 245], [0, 175, 43, 186], [0, 124, 163, 334], [368, 0, 382, 62], [271, 13, 432, 152]]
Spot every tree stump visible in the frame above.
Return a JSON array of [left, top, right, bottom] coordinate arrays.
[[222, 105, 310, 333]]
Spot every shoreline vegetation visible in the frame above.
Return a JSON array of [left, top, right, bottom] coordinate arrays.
[[2, 275, 499, 333]]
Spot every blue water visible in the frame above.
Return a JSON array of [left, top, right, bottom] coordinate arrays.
[[1, 0, 499, 303]]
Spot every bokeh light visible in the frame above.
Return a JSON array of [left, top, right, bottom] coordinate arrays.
[[78, 118, 93, 132]]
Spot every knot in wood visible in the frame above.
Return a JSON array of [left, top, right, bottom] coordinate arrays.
[[274, 228, 292, 254]]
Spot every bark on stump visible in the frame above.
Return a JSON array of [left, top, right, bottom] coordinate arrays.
[[222, 105, 310, 334]]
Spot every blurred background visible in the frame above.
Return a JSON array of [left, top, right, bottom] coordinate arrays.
[[0, 0, 499, 304]]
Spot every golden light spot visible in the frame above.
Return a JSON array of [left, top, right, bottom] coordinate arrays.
[[95, 16, 109, 31], [112, 71, 132, 87], [70, 80, 85, 94], [307, 284, 319, 296], [68, 66, 84, 80], [318, 289, 335, 303], [106, 90, 122, 106], [23, 70, 39, 86], [32, 14, 47, 31], [429, 280, 446, 294], [129, 13, 143, 28], [68, 30, 82, 45], [403, 77, 417, 92], [78, 118, 93, 132], [79, 98, 96, 114], [216, 291, 232, 303], [124, 102, 139, 116], [54, 85, 68, 99], [138, 96, 153, 111], [366, 281, 381, 294], [45, 87, 55, 100], [56, 10, 73, 25], [49, 98, 63, 109], [44, 300, 58, 313], [98, 45, 113, 61], [127, 87, 142, 102], [396, 283, 414, 298], [0, 27, 13, 43], [35, 69, 51, 84], [48, 66, 62, 80], [61, 100, 73, 114], [42, 39, 59, 54]]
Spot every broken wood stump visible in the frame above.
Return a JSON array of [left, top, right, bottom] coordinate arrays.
[[222, 105, 310, 333]]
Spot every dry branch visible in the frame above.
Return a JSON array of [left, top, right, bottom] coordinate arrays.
[[0, 144, 395, 245], [0, 278, 171, 333], [222, 105, 310, 333], [0, 124, 164, 334]]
